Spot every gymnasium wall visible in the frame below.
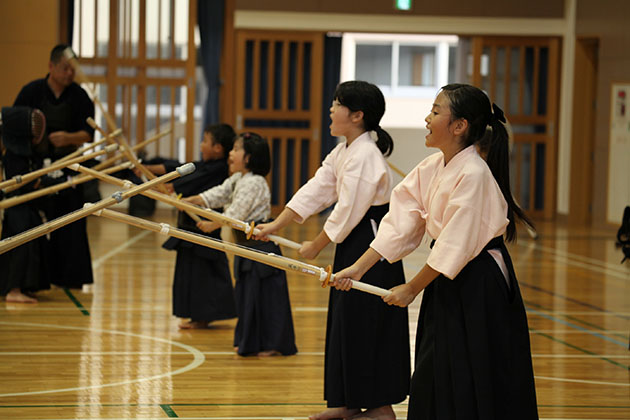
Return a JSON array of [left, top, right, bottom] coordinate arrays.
[[2, 0, 627, 227], [576, 0, 630, 226], [0, 0, 59, 109], [234, 0, 564, 18], [237, 0, 630, 227]]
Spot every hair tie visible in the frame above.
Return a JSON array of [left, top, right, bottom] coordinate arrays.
[[491, 103, 506, 124], [242, 132, 251, 139]]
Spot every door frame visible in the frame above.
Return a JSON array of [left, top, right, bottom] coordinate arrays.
[[569, 37, 598, 226]]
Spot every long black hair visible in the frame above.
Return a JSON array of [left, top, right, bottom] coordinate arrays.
[[333, 81, 393, 157], [440, 83, 534, 242]]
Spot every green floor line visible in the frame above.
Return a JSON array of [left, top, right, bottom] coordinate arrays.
[[532, 329, 629, 370], [526, 300, 618, 334], [63, 288, 90, 316], [527, 302, 630, 370], [160, 404, 178, 417]]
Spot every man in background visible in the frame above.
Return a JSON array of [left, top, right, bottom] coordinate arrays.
[[13, 44, 95, 290]]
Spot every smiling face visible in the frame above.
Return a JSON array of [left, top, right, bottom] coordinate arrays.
[[228, 138, 248, 174]]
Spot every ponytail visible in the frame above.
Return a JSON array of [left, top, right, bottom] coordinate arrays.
[[334, 81, 393, 157], [440, 84, 535, 242], [484, 115, 535, 242], [374, 126, 394, 157]]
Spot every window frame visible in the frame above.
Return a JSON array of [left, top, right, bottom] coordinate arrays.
[[342, 33, 458, 99]]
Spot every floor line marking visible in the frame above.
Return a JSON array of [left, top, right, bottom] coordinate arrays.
[[527, 308, 628, 347], [92, 230, 152, 269], [0, 351, 326, 356], [532, 329, 629, 371], [0, 321, 205, 398], [523, 284, 630, 320], [1, 351, 629, 358], [3, 307, 628, 316], [517, 240, 630, 279], [63, 288, 90, 316], [534, 375, 630, 387]]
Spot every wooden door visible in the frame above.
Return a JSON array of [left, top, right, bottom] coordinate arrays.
[[470, 36, 560, 220], [234, 30, 323, 213]]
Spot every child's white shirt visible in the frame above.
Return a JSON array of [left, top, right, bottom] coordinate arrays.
[[286, 131, 393, 243]]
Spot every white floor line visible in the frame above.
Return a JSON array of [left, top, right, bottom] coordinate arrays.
[[91, 230, 152, 270], [0, 321, 205, 398], [525, 311, 630, 316], [4, 306, 628, 318], [534, 375, 630, 387], [517, 240, 630, 280], [528, 330, 628, 334], [0, 351, 326, 357], [532, 354, 630, 358], [2, 351, 628, 358]]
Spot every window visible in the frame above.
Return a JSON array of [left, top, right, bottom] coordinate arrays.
[[398, 45, 436, 87], [355, 44, 392, 86], [342, 33, 458, 98]]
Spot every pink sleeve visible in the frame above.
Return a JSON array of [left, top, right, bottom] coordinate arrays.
[[371, 167, 427, 262], [286, 148, 338, 223]]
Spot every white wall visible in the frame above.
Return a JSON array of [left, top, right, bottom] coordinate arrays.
[[607, 83, 630, 224], [387, 127, 437, 178]]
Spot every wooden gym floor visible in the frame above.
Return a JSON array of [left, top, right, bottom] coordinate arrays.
[[0, 208, 628, 419]]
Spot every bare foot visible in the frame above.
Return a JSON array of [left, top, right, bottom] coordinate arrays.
[[348, 406, 395, 420], [178, 320, 209, 329], [257, 350, 281, 357], [5, 290, 37, 304], [309, 407, 361, 420], [234, 346, 239, 353]]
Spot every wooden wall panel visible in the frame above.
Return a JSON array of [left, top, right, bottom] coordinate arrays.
[[0, 0, 59, 108]]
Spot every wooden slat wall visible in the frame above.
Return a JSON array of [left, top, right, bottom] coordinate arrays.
[[73, 0, 196, 161], [234, 30, 323, 213], [472, 36, 560, 219]]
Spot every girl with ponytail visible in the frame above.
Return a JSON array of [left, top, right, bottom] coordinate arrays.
[[336, 83, 539, 419], [256, 81, 410, 420]]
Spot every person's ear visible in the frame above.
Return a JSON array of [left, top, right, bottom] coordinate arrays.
[[350, 110, 364, 124], [452, 118, 468, 137]]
